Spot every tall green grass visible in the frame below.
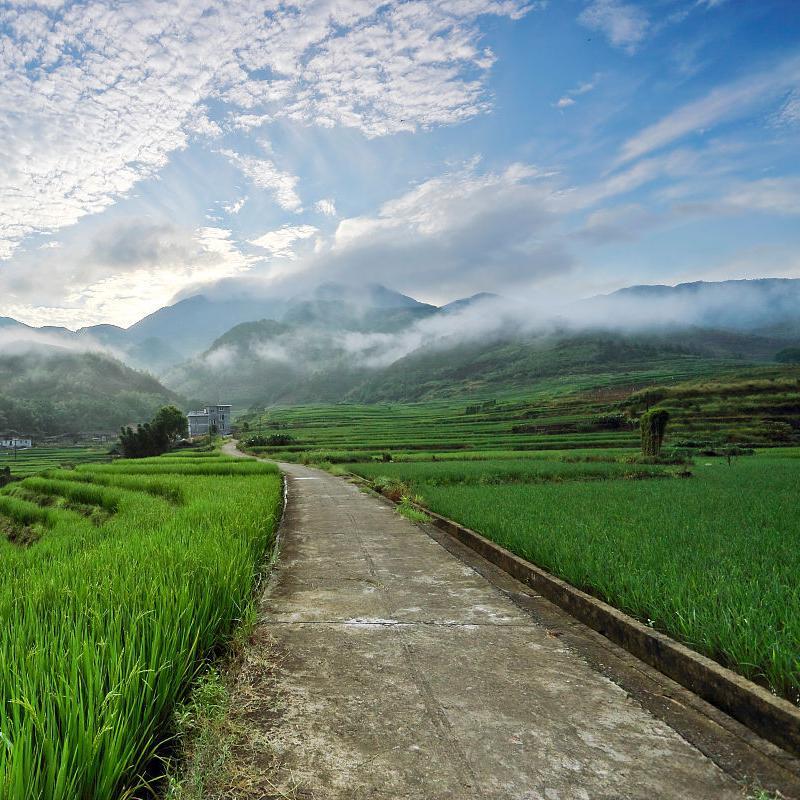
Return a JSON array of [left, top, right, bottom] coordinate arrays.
[[351, 458, 675, 486], [42, 470, 185, 504], [0, 455, 282, 799], [85, 461, 268, 476]]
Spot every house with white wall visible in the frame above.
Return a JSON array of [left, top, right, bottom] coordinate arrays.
[[0, 437, 32, 450], [187, 404, 232, 437]]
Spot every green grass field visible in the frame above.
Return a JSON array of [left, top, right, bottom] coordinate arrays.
[[238, 365, 800, 463], [0, 446, 111, 477], [350, 450, 800, 705], [0, 451, 283, 799]]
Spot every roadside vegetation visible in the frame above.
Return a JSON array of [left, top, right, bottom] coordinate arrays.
[[0, 450, 282, 799]]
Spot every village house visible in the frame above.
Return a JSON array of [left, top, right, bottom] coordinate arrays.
[[187, 404, 232, 437], [0, 437, 32, 450]]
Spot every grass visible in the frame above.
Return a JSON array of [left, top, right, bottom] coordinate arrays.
[[0, 453, 283, 799], [349, 452, 800, 704], [0, 446, 111, 477], [353, 458, 681, 486]]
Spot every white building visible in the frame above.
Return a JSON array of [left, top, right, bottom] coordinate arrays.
[[187, 404, 232, 437], [0, 437, 32, 450]]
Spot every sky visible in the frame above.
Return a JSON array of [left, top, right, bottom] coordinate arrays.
[[1, 0, 799, 329]]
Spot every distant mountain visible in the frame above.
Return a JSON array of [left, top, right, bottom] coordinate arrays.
[[439, 292, 499, 314], [282, 282, 437, 331], [585, 279, 800, 335], [125, 294, 287, 358], [4, 278, 800, 406], [0, 344, 181, 436]]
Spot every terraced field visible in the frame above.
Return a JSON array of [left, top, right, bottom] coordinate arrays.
[[0, 450, 283, 800], [239, 365, 800, 463], [350, 450, 800, 705], [0, 445, 111, 477]]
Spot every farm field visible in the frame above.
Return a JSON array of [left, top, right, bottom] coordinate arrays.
[[238, 364, 800, 463], [0, 445, 111, 477], [0, 450, 283, 799], [349, 450, 800, 705]]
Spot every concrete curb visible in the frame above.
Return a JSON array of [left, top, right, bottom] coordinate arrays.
[[350, 474, 800, 759]]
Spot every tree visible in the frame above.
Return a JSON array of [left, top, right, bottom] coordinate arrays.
[[152, 405, 189, 442], [775, 347, 800, 364], [640, 408, 670, 456], [119, 405, 188, 458]]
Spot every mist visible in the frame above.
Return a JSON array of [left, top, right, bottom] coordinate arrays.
[[171, 275, 800, 383]]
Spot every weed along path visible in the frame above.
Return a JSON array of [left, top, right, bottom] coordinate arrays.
[[221, 444, 743, 799]]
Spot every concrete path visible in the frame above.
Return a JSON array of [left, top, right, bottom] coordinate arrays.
[[223, 445, 742, 799]]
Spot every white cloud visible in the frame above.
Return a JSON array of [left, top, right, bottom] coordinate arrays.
[[722, 177, 800, 216], [554, 75, 598, 110], [249, 225, 318, 259], [221, 149, 302, 213], [314, 199, 337, 217], [230, 114, 272, 131], [294, 160, 573, 299], [3, 224, 256, 328], [223, 197, 247, 215], [617, 54, 800, 165], [0, 0, 533, 260], [775, 90, 800, 127], [578, 0, 649, 54]]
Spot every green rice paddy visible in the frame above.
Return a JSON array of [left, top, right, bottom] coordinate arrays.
[[0, 451, 283, 799], [0, 446, 111, 477]]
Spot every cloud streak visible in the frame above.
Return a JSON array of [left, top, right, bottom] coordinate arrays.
[[617, 53, 800, 165]]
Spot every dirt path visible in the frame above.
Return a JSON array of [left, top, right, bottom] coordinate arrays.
[[221, 443, 742, 799]]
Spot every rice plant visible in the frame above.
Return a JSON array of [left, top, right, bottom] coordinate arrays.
[[0, 454, 282, 799]]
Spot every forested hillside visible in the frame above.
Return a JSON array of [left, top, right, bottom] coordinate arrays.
[[0, 346, 180, 435]]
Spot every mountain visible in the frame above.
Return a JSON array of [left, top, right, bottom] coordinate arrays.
[[4, 278, 800, 408], [125, 293, 288, 358], [0, 282, 435, 374], [585, 278, 800, 336], [439, 292, 499, 314], [0, 344, 181, 436]]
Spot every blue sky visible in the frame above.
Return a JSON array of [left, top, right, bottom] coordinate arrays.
[[1, 0, 798, 327]]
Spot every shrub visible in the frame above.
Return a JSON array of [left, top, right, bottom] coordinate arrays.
[[243, 433, 296, 447], [371, 476, 411, 503], [640, 408, 670, 456]]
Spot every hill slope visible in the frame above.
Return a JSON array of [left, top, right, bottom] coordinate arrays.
[[0, 345, 181, 436]]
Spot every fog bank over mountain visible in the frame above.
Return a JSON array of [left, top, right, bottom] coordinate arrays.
[[3, 278, 800, 404]]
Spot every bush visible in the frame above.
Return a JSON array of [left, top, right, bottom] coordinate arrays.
[[593, 412, 631, 430], [243, 433, 296, 447], [371, 476, 411, 503], [640, 408, 670, 456]]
